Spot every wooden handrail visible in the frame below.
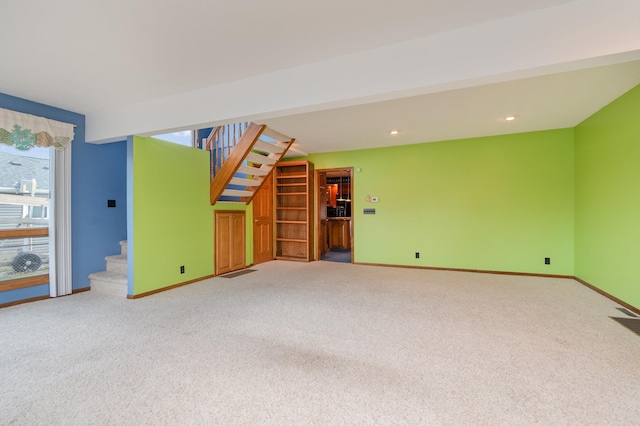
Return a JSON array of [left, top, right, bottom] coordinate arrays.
[[202, 122, 252, 178], [204, 126, 221, 151], [0, 227, 49, 239]]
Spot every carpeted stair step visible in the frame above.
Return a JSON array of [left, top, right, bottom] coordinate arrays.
[[89, 271, 127, 297], [105, 254, 127, 274], [120, 240, 127, 256]]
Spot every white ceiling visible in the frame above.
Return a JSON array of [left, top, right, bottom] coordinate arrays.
[[263, 60, 640, 154], [1, 0, 639, 153]]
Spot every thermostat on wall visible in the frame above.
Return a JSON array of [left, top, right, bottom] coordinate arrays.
[[371, 196, 379, 203]]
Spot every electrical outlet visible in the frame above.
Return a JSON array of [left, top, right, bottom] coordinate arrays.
[[107, 199, 116, 208], [180, 265, 185, 274], [415, 252, 420, 259], [544, 257, 550, 265]]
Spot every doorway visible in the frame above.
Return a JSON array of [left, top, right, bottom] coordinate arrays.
[[316, 168, 353, 263]]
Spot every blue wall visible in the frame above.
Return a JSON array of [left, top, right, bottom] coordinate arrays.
[[0, 92, 127, 305], [72, 138, 127, 289]]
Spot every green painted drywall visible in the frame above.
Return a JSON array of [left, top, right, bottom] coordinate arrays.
[[132, 136, 213, 294], [307, 129, 575, 275], [575, 84, 640, 309]]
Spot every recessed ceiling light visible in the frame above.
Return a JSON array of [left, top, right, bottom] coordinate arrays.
[[505, 115, 516, 121], [390, 130, 399, 135]]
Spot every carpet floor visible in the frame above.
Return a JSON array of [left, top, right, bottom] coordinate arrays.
[[321, 249, 351, 263], [1, 261, 640, 425]]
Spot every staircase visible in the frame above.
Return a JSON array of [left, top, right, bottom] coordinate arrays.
[[88, 240, 128, 297], [200, 122, 294, 204]]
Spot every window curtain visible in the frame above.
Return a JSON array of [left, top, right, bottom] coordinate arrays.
[[49, 147, 72, 297], [0, 107, 74, 151], [0, 107, 74, 297]]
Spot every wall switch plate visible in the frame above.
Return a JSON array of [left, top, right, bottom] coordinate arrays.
[[415, 252, 420, 259], [180, 265, 185, 274], [544, 257, 550, 265], [107, 200, 116, 208]]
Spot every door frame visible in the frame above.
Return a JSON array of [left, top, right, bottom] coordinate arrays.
[[315, 167, 354, 263]]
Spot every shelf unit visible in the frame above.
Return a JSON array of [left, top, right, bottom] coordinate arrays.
[[274, 160, 314, 261]]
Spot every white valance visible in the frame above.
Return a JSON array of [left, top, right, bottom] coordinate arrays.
[[0, 107, 74, 151]]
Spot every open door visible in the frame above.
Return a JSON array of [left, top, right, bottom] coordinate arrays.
[[317, 172, 329, 259], [252, 172, 274, 264], [316, 168, 353, 263]]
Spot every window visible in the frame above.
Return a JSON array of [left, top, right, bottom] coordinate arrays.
[[152, 130, 194, 147], [0, 144, 51, 284]]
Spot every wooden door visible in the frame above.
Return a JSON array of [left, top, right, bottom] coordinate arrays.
[[230, 213, 246, 271], [215, 211, 246, 275], [318, 172, 329, 257], [253, 173, 274, 264]]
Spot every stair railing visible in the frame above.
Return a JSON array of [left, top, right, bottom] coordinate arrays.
[[203, 122, 250, 180]]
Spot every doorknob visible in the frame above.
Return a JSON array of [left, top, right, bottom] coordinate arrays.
[[254, 219, 259, 223]]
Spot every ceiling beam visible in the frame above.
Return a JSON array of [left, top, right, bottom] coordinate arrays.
[[86, 0, 640, 144]]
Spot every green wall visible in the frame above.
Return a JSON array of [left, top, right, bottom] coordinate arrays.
[[132, 136, 214, 294], [132, 136, 253, 295], [575, 84, 640, 309], [128, 84, 639, 308], [307, 129, 575, 275]]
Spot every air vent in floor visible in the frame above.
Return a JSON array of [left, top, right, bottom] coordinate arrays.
[[615, 307, 639, 318], [221, 269, 256, 278], [610, 317, 640, 337]]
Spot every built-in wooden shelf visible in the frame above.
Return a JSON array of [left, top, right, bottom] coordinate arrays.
[[274, 161, 314, 262]]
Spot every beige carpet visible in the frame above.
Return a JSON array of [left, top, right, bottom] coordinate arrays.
[[1, 261, 639, 425]]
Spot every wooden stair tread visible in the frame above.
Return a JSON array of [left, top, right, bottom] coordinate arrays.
[[222, 189, 254, 197], [230, 177, 262, 187], [246, 152, 277, 165], [261, 127, 292, 143], [253, 139, 285, 154], [237, 165, 270, 176]]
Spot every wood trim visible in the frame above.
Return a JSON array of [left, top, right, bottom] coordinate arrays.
[[354, 262, 575, 279], [127, 274, 216, 299], [0, 287, 90, 309], [0, 295, 49, 309], [574, 276, 640, 315], [315, 167, 353, 264], [0, 227, 49, 239], [0, 274, 49, 292]]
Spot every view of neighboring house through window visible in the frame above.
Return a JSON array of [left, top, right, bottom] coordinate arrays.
[[0, 143, 50, 282]]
